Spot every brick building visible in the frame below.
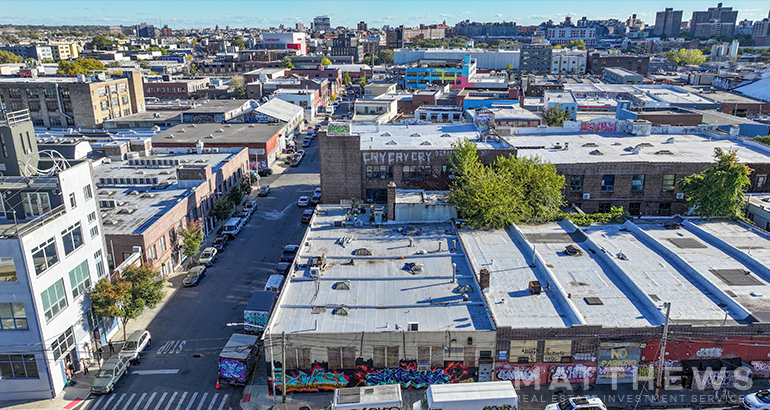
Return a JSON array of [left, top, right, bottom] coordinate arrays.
[[587, 53, 650, 76], [143, 77, 212, 99]]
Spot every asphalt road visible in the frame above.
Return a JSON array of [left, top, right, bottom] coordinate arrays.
[[81, 139, 321, 410]]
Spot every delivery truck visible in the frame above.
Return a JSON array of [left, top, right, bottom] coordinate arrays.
[[413, 381, 518, 410], [218, 333, 259, 386], [244, 290, 276, 335], [329, 384, 402, 410]]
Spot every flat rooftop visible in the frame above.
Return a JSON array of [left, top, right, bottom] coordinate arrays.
[[151, 123, 280, 145], [267, 206, 495, 334], [183, 100, 252, 114], [94, 151, 238, 235], [681, 86, 766, 104], [507, 132, 770, 164], [354, 123, 510, 150]]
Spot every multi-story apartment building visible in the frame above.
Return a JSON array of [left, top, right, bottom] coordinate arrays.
[[330, 33, 364, 63], [0, 111, 112, 400], [753, 11, 770, 39], [519, 43, 553, 75], [551, 48, 587, 74], [546, 27, 597, 47], [143, 76, 211, 99], [587, 53, 650, 76], [653, 8, 683, 38], [690, 2, 738, 37], [47, 43, 80, 61], [0, 44, 53, 61], [0, 72, 145, 129], [403, 56, 476, 89], [313, 15, 331, 32]]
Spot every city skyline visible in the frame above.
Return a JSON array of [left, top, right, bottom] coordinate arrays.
[[0, 0, 768, 30]]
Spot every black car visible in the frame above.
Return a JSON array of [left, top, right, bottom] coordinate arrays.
[[213, 235, 229, 251], [301, 209, 314, 223], [279, 244, 300, 262], [274, 262, 292, 276], [257, 168, 273, 177], [183, 266, 206, 287], [310, 193, 322, 205]]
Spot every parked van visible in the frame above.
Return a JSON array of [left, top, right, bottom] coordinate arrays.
[[331, 384, 402, 410], [414, 381, 518, 410], [223, 217, 244, 238], [264, 274, 285, 292]]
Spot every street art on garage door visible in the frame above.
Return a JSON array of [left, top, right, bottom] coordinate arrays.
[[272, 361, 474, 393], [494, 362, 596, 386]]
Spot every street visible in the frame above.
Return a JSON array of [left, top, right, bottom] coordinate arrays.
[[79, 137, 321, 410]]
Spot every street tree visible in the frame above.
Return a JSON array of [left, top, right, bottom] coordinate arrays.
[[320, 57, 331, 66], [281, 56, 294, 69], [0, 50, 23, 64], [666, 48, 706, 66], [178, 222, 204, 259], [240, 173, 256, 195], [506, 63, 514, 70], [359, 76, 367, 87], [677, 148, 752, 219], [568, 40, 587, 50], [229, 75, 247, 99], [211, 198, 234, 224], [227, 185, 244, 208], [377, 49, 394, 64], [231, 37, 247, 49], [541, 104, 572, 127], [90, 265, 165, 340], [58, 58, 106, 75], [343, 72, 352, 87]]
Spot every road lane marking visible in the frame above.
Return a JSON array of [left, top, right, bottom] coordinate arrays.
[[206, 394, 218, 410], [143, 392, 157, 410], [184, 392, 198, 410], [175, 392, 188, 410], [154, 392, 168, 410], [164, 392, 178, 410], [195, 393, 208, 410], [130, 369, 180, 375], [120, 393, 136, 410], [217, 395, 228, 410], [132, 392, 147, 410]]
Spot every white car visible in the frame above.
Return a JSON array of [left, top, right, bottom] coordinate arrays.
[[314, 187, 322, 196], [297, 196, 310, 207], [198, 247, 218, 266], [545, 397, 608, 410], [119, 330, 151, 362], [743, 390, 770, 409]]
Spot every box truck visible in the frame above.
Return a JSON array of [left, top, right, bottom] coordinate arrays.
[[413, 381, 518, 410], [218, 333, 259, 386]]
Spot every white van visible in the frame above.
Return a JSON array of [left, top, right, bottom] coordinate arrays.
[[330, 384, 402, 410], [222, 217, 244, 238], [414, 381, 518, 410], [264, 274, 285, 292]]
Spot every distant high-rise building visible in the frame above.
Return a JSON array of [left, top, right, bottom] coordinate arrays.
[[357, 21, 368, 31], [296, 22, 306, 31], [386, 26, 404, 49], [135, 22, 156, 38], [753, 11, 770, 39], [654, 8, 683, 37], [160, 25, 173, 37], [313, 15, 331, 32], [690, 3, 738, 37]]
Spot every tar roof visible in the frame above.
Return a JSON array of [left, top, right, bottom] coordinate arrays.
[[152, 123, 280, 145], [508, 132, 770, 164], [354, 123, 509, 150], [183, 100, 252, 114], [266, 206, 495, 334]]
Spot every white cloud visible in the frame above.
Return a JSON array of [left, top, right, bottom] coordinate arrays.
[[494, 13, 503, 18]]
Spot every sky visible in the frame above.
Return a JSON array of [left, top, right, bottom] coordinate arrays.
[[0, 0, 768, 30]]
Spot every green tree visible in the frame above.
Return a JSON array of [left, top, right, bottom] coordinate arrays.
[[281, 56, 294, 69], [229, 75, 247, 99], [41, 58, 54, 64], [568, 40, 586, 50], [57, 58, 106, 75], [506, 63, 514, 70], [105, 61, 121, 68], [0, 50, 23, 64], [231, 37, 247, 49], [320, 57, 332, 66], [754, 135, 770, 145], [211, 198, 234, 224], [541, 104, 572, 127], [90, 265, 165, 340], [147, 46, 169, 56], [330, 94, 337, 102], [178, 222, 204, 259], [677, 148, 752, 219], [227, 185, 244, 208], [87, 34, 114, 50], [343, 72, 352, 87], [359, 76, 367, 87], [666, 48, 706, 66], [377, 49, 394, 64], [138, 60, 151, 69], [241, 173, 256, 195]]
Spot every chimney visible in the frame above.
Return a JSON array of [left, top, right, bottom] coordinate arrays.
[[557, 69, 562, 83], [479, 268, 490, 291], [386, 182, 397, 221], [519, 86, 526, 108]]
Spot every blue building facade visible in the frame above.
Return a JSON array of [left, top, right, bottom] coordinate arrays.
[[404, 55, 476, 89]]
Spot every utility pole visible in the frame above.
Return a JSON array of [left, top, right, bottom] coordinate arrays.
[[281, 331, 287, 403], [655, 302, 671, 403]]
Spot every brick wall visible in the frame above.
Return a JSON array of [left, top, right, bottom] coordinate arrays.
[[319, 130, 363, 204]]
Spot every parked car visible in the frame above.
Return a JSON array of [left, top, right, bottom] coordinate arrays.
[[302, 209, 314, 223], [302, 139, 311, 148], [257, 168, 274, 177], [290, 158, 301, 167], [743, 390, 770, 410], [243, 197, 258, 214], [90, 356, 130, 394], [119, 330, 152, 362], [274, 261, 292, 276], [213, 235, 229, 252], [183, 265, 207, 287], [238, 210, 251, 223], [314, 187, 322, 195], [284, 156, 293, 164], [545, 397, 608, 410], [296, 149, 306, 157], [222, 217, 245, 238], [310, 193, 322, 205], [279, 244, 300, 263], [285, 145, 296, 154], [297, 196, 309, 207], [258, 185, 271, 196], [198, 247, 218, 266]]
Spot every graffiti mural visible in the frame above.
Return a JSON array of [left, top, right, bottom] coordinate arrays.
[[548, 363, 597, 383], [274, 362, 474, 393], [243, 311, 269, 334], [219, 358, 246, 381], [580, 121, 618, 132], [475, 113, 494, 132], [182, 113, 216, 123], [494, 362, 548, 385], [753, 361, 770, 378]]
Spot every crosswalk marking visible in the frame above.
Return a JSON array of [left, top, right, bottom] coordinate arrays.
[[206, 394, 218, 410], [121, 393, 136, 410], [92, 396, 105, 410], [102, 394, 116, 410], [184, 392, 198, 410], [110, 393, 126, 410], [174, 392, 187, 410], [90, 391, 231, 410], [132, 393, 147, 410], [163, 392, 177, 410], [217, 395, 228, 410], [153, 392, 168, 410], [195, 393, 208, 410], [143, 392, 157, 410]]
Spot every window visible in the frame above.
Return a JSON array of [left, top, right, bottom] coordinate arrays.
[[94, 250, 105, 278], [402, 165, 432, 179], [659, 202, 672, 217], [757, 175, 767, 191], [26, 89, 39, 98], [87, 211, 97, 223], [327, 347, 356, 369], [100, 101, 109, 110], [366, 165, 393, 180], [28, 101, 41, 112], [51, 327, 75, 361], [0, 303, 27, 330], [570, 175, 584, 192], [148, 244, 157, 260], [60, 88, 70, 98], [0, 257, 18, 282], [69, 192, 77, 208], [121, 96, 129, 105], [31, 238, 58, 275], [61, 222, 84, 255], [631, 174, 645, 192], [373, 346, 400, 368], [69, 261, 91, 299], [98, 87, 107, 97], [111, 97, 118, 107], [417, 346, 444, 368], [46, 101, 59, 111], [89, 225, 99, 238], [629, 202, 641, 216], [598, 203, 612, 213], [119, 83, 127, 92], [601, 175, 615, 192], [109, 84, 117, 94], [0, 354, 38, 379], [662, 174, 676, 191], [41, 279, 67, 322], [160, 236, 167, 253], [286, 347, 311, 369], [366, 189, 388, 203], [8, 89, 21, 98], [22, 192, 51, 217], [1, 133, 7, 157], [44, 88, 57, 98], [83, 185, 93, 200]]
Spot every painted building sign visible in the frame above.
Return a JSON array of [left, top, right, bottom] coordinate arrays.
[[597, 344, 641, 384], [273, 361, 473, 393], [494, 362, 596, 386], [362, 150, 454, 165]]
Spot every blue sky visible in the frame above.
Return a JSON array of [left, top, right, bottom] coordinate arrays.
[[0, 0, 768, 29]]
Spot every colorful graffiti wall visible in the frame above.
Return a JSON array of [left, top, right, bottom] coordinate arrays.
[[642, 338, 770, 364], [244, 311, 269, 334], [494, 362, 596, 385], [219, 358, 246, 382], [580, 120, 618, 132], [272, 361, 474, 393]]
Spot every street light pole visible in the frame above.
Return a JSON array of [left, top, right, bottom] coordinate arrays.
[[281, 331, 287, 403], [655, 302, 671, 403]]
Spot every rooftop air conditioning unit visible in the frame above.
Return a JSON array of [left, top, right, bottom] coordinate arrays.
[[676, 193, 685, 199], [583, 193, 591, 200], [310, 267, 320, 278]]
